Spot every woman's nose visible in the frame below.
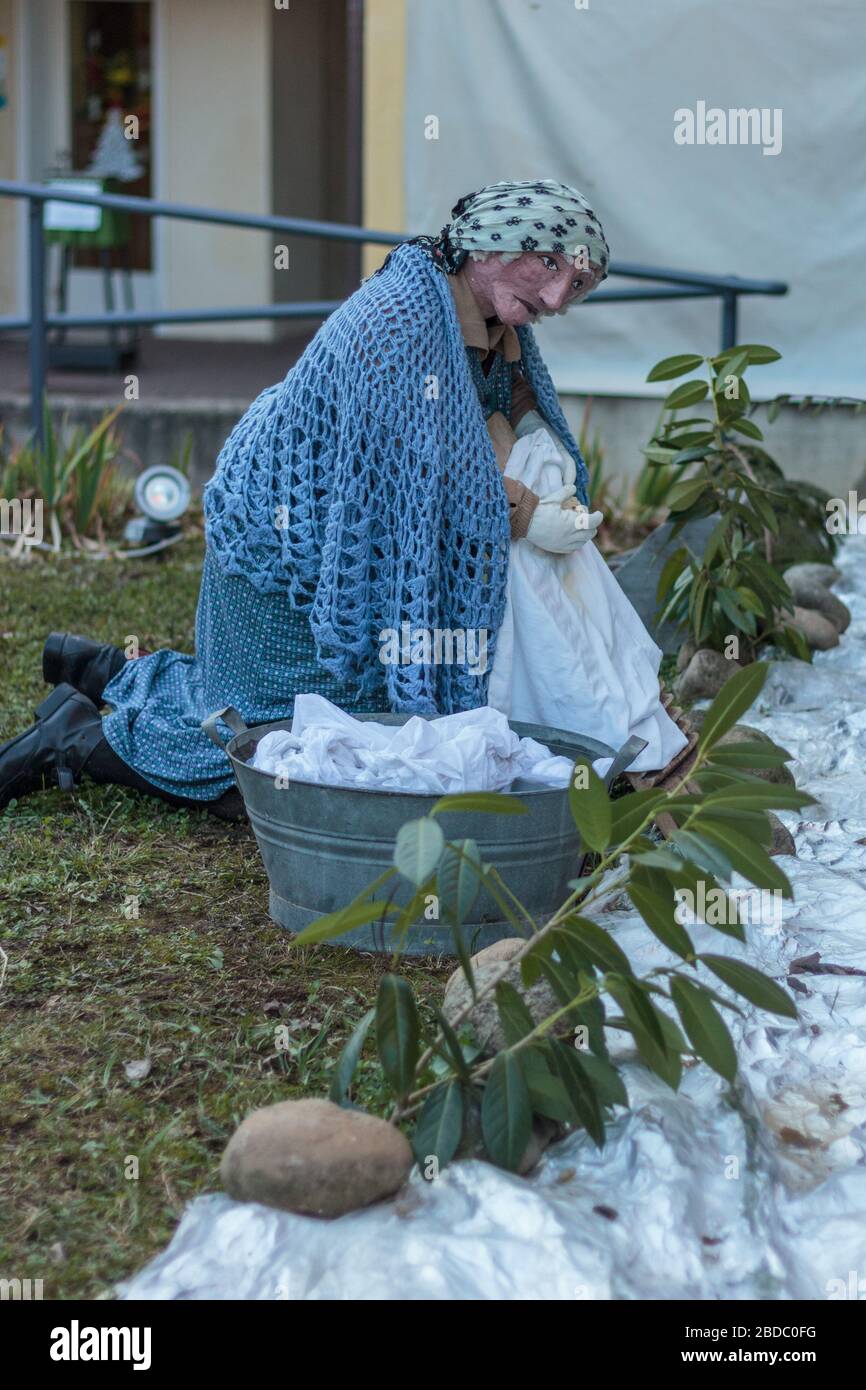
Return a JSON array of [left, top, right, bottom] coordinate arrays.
[[539, 273, 573, 312]]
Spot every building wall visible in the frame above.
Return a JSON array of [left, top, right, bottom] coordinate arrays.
[[271, 0, 357, 335], [157, 0, 272, 340], [362, 0, 405, 278], [0, 0, 19, 317]]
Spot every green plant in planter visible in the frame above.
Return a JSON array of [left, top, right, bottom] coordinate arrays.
[[290, 665, 810, 1174], [643, 345, 836, 663]]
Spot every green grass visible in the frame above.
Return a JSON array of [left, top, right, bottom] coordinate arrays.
[[0, 538, 451, 1299]]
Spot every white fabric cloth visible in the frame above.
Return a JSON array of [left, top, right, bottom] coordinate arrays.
[[405, 0, 866, 399], [250, 693, 576, 793], [488, 431, 687, 774]]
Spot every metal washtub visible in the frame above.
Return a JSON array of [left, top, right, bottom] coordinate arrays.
[[203, 707, 645, 956]]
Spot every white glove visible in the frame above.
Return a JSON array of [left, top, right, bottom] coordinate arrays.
[[514, 409, 577, 490], [526, 487, 604, 554]]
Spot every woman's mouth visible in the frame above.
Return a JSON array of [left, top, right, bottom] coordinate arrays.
[[515, 297, 540, 318]]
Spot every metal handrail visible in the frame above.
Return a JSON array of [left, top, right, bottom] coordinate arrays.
[[0, 179, 789, 446]]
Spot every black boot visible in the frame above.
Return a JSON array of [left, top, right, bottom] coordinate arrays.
[[0, 683, 106, 810], [85, 737, 247, 823], [42, 632, 128, 706]]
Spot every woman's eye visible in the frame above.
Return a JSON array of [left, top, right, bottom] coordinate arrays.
[[540, 255, 558, 271], [572, 277, 585, 292]]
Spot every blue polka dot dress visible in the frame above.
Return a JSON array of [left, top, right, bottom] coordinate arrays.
[[101, 549, 389, 800]]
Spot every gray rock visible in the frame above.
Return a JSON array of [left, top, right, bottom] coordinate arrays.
[[789, 606, 840, 651], [613, 514, 720, 652], [674, 648, 741, 703], [676, 638, 697, 674], [442, 937, 563, 1056], [220, 1098, 413, 1218], [784, 579, 850, 633], [783, 562, 840, 591], [767, 812, 796, 857]]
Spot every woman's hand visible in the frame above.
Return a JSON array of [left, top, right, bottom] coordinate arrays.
[[526, 486, 603, 553]]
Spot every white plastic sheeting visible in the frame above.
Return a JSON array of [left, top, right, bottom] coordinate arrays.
[[120, 535, 866, 1301], [403, 0, 866, 400]]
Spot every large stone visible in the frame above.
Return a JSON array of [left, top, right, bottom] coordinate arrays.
[[675, 638, 696, 673], [612, 515, 720, 652], [784, 579, 850, 633], [442, 937, 563, 1056], [767, 812, 796, 857], [220, 1098, 413, 1218], [674, 648, 740, 703], [789, 606, 840, 651], [687, 717, 796, 786], [782, 562, 840, 591]]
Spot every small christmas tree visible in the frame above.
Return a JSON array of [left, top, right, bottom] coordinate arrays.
[[86, 107, 143, 182]]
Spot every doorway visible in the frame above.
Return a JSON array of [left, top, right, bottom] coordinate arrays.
[[270, 0, 363, 326]]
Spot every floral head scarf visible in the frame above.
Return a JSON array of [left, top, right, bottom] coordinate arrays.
[[414, 178, 610, 281]]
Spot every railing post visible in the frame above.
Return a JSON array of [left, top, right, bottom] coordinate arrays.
[[720, 291, 738, 351], [28, 196, 46, 448]]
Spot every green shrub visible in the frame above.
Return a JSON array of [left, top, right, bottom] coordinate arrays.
[[644, 346, 838, 662], [291, 664, 809, 1174]]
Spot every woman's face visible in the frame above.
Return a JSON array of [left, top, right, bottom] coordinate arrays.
[[464, 250, 603, 326]]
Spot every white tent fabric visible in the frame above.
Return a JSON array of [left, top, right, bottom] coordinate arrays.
[[403, 0, 866, 400]]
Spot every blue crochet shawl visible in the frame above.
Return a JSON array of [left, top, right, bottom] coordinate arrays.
[[204, 242, 589, 715]]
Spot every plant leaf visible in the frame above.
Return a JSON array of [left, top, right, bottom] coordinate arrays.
[[669, 828, 738, 881], [495, 980, 536, 1047], [670, 976, 737, 1082], [699, 954, 797, 1018], [628, 867, 695, 959], [708, 741, 792, 768], [292, 896, 397, 946], [568, 758, 612, 852], [520, 1048, 578, 1123], [728, 417, 764, 441], [481, 1053, 532, 1171], [431, 1007, 474, 1081], [664, 379, 710, 410], [394, 817, 445, 886], [647, 353, 705, 382], [606, 977, 682, 1090], [557, 916, 633, 976], [740, 344, 783, 364], [376, 974, 420, 1097], [702, 783, 813, 812], [438, 838, 482, 926], [577, 1052, 628, 1108], [611, 789, 667, 843], [697, 661, 769, 754], [329, 1008, 375, 1106], [412, 1081, 464, 1172], [549, 1040, 605, 1147], [694, 819, 793, 896]]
